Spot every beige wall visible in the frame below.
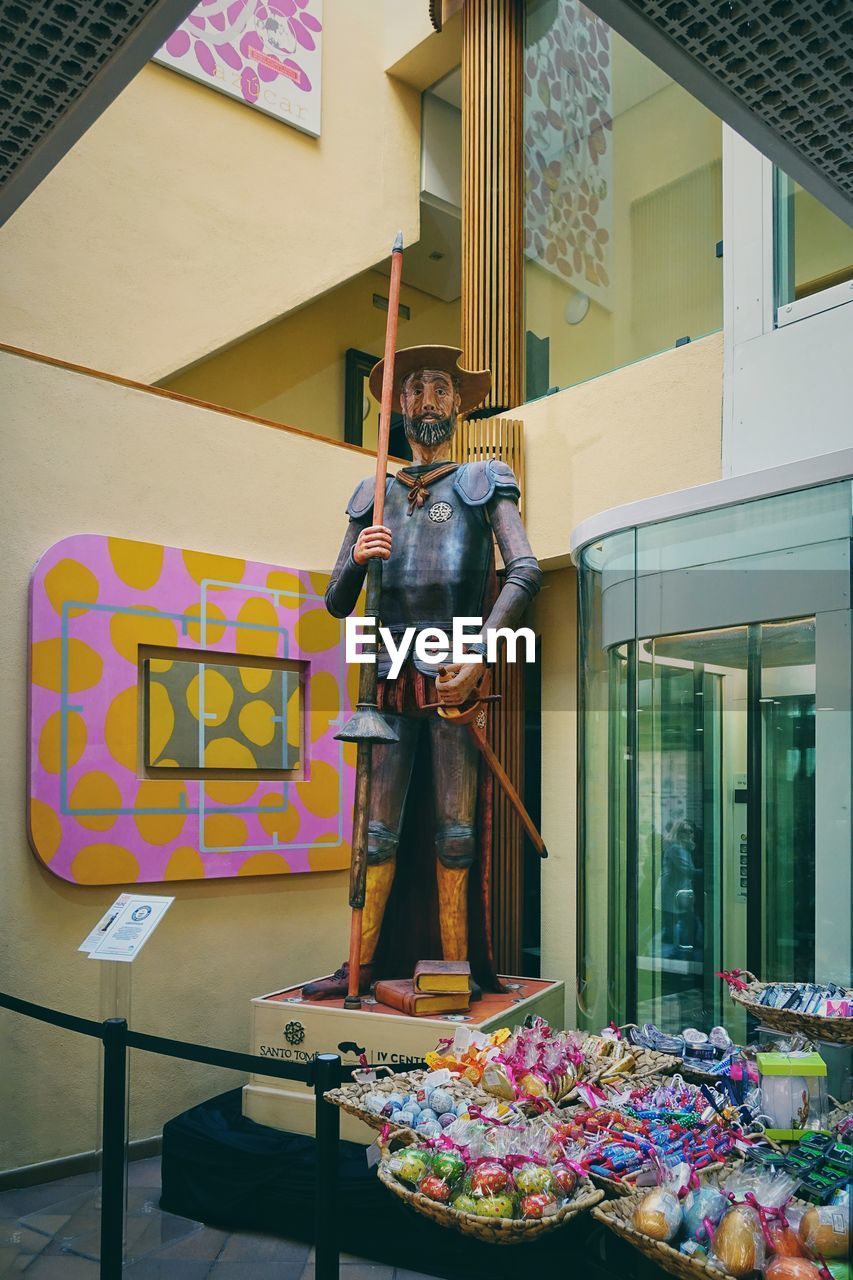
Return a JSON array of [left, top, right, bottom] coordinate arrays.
[[0, 1, 425, 385], [164, 268, 461, 440], [0, 349, 382, 1171], [520, 333, 723, 1026], [1, 325, 723, 1166], [532, 567, 577, 1026], [517, 331, 724, 569]]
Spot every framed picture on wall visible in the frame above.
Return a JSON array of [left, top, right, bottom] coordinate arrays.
[[344, 349, 411, 459]]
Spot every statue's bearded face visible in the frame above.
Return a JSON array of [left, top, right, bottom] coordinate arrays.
[[401, 369, 460, 447]]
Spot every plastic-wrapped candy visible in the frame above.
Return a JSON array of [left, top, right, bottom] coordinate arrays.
[[390, 1148, 430, 1185], [474, 1192, 515, 1218], [520, 1192, 556, 1219], [681, 1186, 728, 1242], [427, 1088, 454, 1117], [420, 1173, 453, 1203], [632, 1186, 683, 1242], [711, 1206, 765, 1277], [515, 1163, 554, 1196], [471, 1160, 513, 1196], [452, 1189, 478, 1214], [438, 1112, 456, 1128], [431, 1150, 466, 1184], [551, 1163, 578, 1197], [397, 1109, 419, 1128], [799, 1203, 849, 1258], [363, 1092, 387, 1115], [416, 1118, 442, 1139], [417, 1107, 437, 1123], [765, 1261, 823, 1280]]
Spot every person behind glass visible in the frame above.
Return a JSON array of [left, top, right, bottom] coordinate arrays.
[[302, 346, 541, 1000], [660, 819, 699, 954]]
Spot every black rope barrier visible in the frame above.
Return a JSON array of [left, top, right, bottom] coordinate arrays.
[[0, 991, 343, 1280]]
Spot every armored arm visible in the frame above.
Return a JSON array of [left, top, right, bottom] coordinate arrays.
[[324, 520, 368, 619], [484, 495, 542, 634]]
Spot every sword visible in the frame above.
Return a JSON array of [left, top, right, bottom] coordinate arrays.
[[424, 670, 548, 859]]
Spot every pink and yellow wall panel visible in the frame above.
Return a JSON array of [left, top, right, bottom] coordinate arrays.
[[28, 535, 356, 885]]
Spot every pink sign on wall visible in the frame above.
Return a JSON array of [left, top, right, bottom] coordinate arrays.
[[28, 534, 355, 886], [154, 0, 323, 138]]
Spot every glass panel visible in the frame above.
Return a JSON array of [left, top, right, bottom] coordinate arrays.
[[523, 0, 722, 396], [577, 479, 853, 1031], [760, 618, 817, 982], [577, 530, 634, 1028], [775, 171, 853, 307]]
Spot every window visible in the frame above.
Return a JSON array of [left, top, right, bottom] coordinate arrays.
[[523, 0, 722, 396], [775, 171, 853, 327]]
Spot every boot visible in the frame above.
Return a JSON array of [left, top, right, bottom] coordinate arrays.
[[360, 861, 395, 964], [436, 863, 469, 962], [301, 962, 373, 1001], [300, 862, 395, 1000]]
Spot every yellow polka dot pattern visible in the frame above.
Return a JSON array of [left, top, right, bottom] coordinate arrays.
[[30, 538, 355, 885]]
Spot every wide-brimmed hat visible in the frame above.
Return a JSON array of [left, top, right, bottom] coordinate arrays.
[[368, 345, 491, 416]]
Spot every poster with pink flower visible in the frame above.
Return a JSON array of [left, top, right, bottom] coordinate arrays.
[[154, 0, 322, 137], [524, 0, 613, 308]]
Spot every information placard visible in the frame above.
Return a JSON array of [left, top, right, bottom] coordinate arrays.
[[82, 895, 174, 963]]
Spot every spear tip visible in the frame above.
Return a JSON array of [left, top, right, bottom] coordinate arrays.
[[392, 230, 404, 253]]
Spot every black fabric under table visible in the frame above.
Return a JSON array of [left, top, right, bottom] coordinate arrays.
[[160, 1089, 665, 1279]]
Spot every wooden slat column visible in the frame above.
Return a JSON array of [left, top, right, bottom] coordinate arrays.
[[453, 419, 528, 974], [461, 0, 525, 415]]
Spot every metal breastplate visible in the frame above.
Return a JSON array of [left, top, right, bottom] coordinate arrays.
[[378, 470, 493, 675]]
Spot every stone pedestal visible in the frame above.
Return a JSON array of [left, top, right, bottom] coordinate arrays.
[[242, 975, 565, 1143]]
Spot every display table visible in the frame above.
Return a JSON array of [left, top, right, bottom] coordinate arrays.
[[162, 1088, 630, 1280], [242, 975, 565, 1141]]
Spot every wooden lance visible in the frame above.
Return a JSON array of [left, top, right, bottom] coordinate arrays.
[[334, 231, 404, 1009]]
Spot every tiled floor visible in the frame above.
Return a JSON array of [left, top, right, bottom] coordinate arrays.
[[0, 1158, 433, 1279]]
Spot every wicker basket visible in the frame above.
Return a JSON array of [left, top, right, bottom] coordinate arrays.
[[376, 1133, 604, 1244], [593, 1173, 810, 1280], [724, 971, 853, 1045], [324, 1068, 485, 1134]]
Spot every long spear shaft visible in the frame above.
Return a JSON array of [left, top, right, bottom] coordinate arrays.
[[342, 232, 404, 1008]]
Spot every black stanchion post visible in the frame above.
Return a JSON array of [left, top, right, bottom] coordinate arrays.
[[313, 1052, 341, 1280], [100, 1017, 128, 1280]]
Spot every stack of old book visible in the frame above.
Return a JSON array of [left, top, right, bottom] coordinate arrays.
[[375, 961, 471, 1016]]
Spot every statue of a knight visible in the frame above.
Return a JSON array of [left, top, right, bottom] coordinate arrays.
[[303, 346, 541, 1000]]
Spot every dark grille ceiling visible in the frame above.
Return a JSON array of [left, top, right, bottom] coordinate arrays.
[[585, 0, 853, 227], [0, 0, 195, 226]]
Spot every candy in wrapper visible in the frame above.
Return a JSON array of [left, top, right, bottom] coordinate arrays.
[[471, 1160, 512, 1196], [515, 1163, 554, 1196], [551, 1163, 578, 1197], [711, 1206, 764, 1277], [632, 1187, 682, 1242], [420, 1173, 453, 1203], [799, 1203, 849, 1258], [765, 1261, 823, 1280], [482, 1063, 515, 1100], [452, 1190, 478, 1214], [474, 1192, 515, 1219], [391, 1149, 429, 1185], [520, 1192, 556, 1219], [681, 1186, 727, 1242], [431, 1150, 466, 1184]]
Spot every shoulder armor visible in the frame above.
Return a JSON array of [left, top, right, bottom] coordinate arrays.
[[346, 475, 393, 520], [453, 459, 521, 507]]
